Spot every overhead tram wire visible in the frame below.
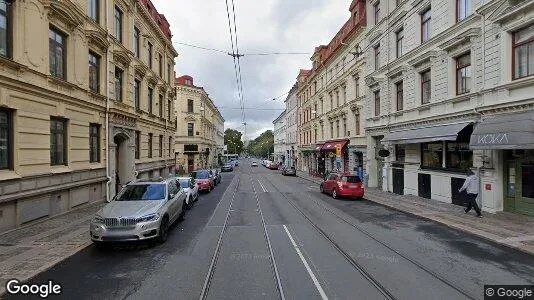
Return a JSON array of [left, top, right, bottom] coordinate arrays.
[[174, 42, 310, 56], [230, 0, 246, 127]]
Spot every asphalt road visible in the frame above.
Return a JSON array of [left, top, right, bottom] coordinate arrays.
[[7, 160, 534, 300]]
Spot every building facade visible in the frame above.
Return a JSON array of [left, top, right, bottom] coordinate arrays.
[[284, 83, 299, 168], [296, 0, 367, 178], [363, 0, 534, 216], [0, 0, 177, 232], [174, 75, 224, 173], [273, 110, 286, 165]]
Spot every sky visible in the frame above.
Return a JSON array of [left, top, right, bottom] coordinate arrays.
[[152, 0, 353, 140]]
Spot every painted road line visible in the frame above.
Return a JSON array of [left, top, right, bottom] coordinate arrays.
[[283, 225, 328, 300], [258, 180, 268, 193]]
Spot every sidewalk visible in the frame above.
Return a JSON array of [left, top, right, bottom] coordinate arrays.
[[0, 201, 104, 296], [296, 171, 534, 256]]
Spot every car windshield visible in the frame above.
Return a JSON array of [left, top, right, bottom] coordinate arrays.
[[191, 171, 209, 179], [178, 180, 189, 188], [116, 184, 165, 201], [341, 176, 361, 183]]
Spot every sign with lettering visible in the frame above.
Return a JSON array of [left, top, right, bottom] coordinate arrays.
[[475, 133, 509, 145], [335, 144, 342, 157]]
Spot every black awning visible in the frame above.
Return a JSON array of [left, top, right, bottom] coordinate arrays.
[[470, 111, 534, 149]]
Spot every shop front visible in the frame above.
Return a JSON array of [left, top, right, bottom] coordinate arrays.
[[470, 111, 534, 216], [315, 144, 325, 176], [321, 139, 349, 173]]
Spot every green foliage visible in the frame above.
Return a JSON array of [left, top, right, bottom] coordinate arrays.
[[224, 129, 244, 154], [246, 130, 274, 157]]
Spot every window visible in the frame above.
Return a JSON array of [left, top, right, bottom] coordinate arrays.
[[158, 53, 163, 77], [168, 136, 172, 157], [167, 100, 172, 120], [421, 70, 431, 104], [421, 8, 431, 43], [0, 108, 12, 170], [330, 122, 334, 138], [374, 90, 380, 116], [446, 142, 472, 170], [374, 1, 380, 25], [135, 131, 140, 159], [336, 120, 340, 137], [329, 92, 333, 110], [148, 87, 153, 114], [188, 123, 194, 136], [374, 44, 380, 70], [355, 113, 360, 135], [336, 90, 339, 107], [314, 129, 317, 142], [456, 53, 471, 95], [354, 76, 359, 97], [134, 27, 140, 58], [89, 124, 100, 163], [421, 142, 443, 168], [513, 24, 534, 79], [396, 81, 403, 111], [320, 124, 324, 139], [343, 119, 347, 136], [115, 67, 123, 101], [188, 99, 194, 112], [159, 94, 163, 117], [457, 0, 472, 22], [522, 165, 534, 199], [148, 42, 153, 68], [134, 79, 140, 110], [50, 118, 67, 166], [167, 63, 171, 83], [159, 135, 163, 157], [396, 28, 404, 58], [395, 144, 406, 162], [88, 52, 99, 93], [49, 28, 66, 79], [89, 0, 99, 22], [148, 133, 153, 158], [0, 0, 11, 58], [114, 6, 122, 43]]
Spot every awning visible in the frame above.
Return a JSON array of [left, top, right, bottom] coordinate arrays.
[[314, 144, 323, 152], [382, 122, 472, 144], [470, 111, 534, 149], [322, 140, 349, 151]]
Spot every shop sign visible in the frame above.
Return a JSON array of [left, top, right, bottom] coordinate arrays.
[[378, 149, 390, 157], [335, 144, 342, 157]]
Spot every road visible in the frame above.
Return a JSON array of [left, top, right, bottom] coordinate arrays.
[[8, 159, 534, 300]]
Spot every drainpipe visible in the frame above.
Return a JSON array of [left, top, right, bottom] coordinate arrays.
[[105, 0, 112, 202]]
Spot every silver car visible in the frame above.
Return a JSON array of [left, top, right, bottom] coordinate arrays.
[[90, 178, 187, 245], [174, 177, 199, 208]]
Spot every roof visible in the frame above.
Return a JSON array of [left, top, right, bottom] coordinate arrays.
[[272, 110, 287, 124]]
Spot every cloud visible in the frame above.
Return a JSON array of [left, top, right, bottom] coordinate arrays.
[[152, 0, 352, 139]]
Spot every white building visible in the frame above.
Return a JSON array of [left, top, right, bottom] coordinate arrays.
[[364, 0, 534, 216], [285, 84, 299, 168], [273, 110, 287, 165]]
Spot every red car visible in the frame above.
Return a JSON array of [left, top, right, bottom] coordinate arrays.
[[320, 172, 364, 199], [190, 170, 214, 192], [268, 163, 279, 170]]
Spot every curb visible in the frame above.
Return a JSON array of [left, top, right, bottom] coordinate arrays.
[[296, 174, 534, 256], [0, 240, 92, 297]]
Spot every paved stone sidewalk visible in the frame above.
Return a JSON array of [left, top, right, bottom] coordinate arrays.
[[0, 201, 104, 296], [296, 171, 534, 256]]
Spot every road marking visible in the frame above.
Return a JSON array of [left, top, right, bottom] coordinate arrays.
[[283, 225, 328, 300], [258, 180, 268, 192]]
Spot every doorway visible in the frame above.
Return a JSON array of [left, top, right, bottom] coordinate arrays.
[[505, 150, 534, 216], [418, 173, 431, 199], [392, 167, 404, 195], [187, 155, 195, 172], [114, 132, 130, 196]]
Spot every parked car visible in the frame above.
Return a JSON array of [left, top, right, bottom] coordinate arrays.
[[251, 161, 258, 167], [174, 177, 199, 208], [268, 162, 279, 170], [211, 169, 222, 185], [90, 178, 187, 245], [221, 163, 234, 172], [281, 166, 296, 176], [320, 172, 364, 199], [190, 170, 214, 192]]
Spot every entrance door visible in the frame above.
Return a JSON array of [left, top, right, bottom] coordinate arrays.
[[187, 155, 195, 172], [418, 173, 431, 199], [517, 163, 534, 216], [392, 167, 404, 195]]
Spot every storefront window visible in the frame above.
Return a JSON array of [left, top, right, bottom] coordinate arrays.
[[421, 142, 442, 168], [446, 142, 472, 170], [522, 165, 534, 199], [395, 144, 405, 162]]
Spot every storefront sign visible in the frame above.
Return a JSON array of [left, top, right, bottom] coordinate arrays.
[[475, 133, 509, 145], [378, 149, 390, 157], [335, 144, 342, 157]]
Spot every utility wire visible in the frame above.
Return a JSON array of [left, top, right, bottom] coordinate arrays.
[[174, 42, 227, 54], [225, 0, 245, 128], [230, 0, 246, 125], [174, 42, 310, 56]]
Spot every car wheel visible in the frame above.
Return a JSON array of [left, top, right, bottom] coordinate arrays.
[[178, 201, 186, 221], [157, 216, 169, 244], [332, 189, 337, 199], [195, 192, 199, 202], [186, 196, 193, 210], [319, 184, 324, 193]]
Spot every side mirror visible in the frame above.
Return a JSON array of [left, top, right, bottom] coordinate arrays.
[[169, 193, 175, 199]]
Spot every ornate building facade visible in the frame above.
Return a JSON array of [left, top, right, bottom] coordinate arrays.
[[0, 0, 177, 232]]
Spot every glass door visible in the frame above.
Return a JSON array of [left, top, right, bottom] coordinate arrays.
[[517, 162, 534, 216]]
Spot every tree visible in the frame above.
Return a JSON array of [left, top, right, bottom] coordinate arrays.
[[224, 129, 244, 154], [247, 130, 274, 158]]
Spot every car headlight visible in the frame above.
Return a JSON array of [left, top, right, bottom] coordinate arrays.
[[137, 213, 160, 223], [92, 215, 104, 223]]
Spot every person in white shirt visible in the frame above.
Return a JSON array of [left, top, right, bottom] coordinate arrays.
[[459, 170, 482, 218]]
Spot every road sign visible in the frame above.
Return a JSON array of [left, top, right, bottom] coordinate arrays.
[[335, 144, 342, 157]]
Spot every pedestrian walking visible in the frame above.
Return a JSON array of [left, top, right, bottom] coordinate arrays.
[[459, 170, 483, 218]]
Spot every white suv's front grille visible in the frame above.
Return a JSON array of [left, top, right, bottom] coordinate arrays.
[[104, 217, 138, 227]]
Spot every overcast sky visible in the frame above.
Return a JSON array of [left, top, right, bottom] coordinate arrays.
[[152, 0, 352, 140]]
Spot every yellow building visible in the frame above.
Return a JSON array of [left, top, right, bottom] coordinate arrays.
[[174, 75, 224, 173], [0, 0, 177, 232]]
